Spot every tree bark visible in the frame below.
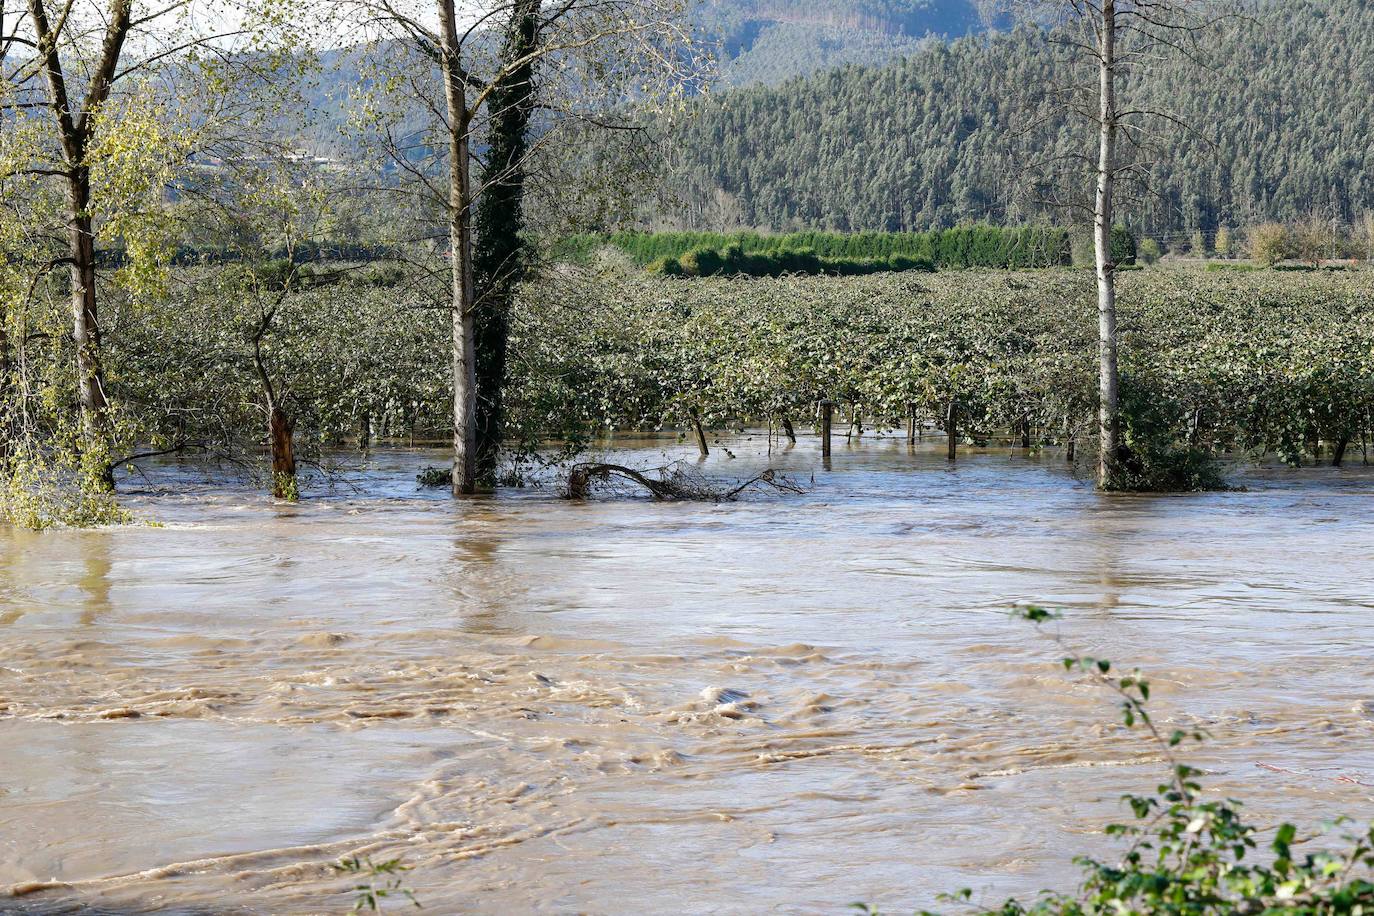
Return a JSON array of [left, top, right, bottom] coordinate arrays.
[[946, 400, 958, 461], [438, 0, 478, 496], [0, 313, 11, 460], [691, 412, 709, 457], [27, 0, 131, 483], [269, 406, 296, 498], [1333, 435, 1350, 468], [68, 187, 110, 455], [780, 415, 797, 445], [1095, 0, 1122, 489], [473, 0, 541, 487]]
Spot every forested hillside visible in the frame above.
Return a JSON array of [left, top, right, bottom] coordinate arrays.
[[700, 0, 987, 85], [674, 0, 1374, 239]]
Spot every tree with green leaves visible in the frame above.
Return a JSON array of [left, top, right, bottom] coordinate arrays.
[[0, 0, 304, 496]]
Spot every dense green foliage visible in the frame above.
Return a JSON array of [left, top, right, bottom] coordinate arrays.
[[109, 264, 449, 469], [672, 0, 1374, 239], [555, 226, 1072, 273], [506, 268, 1374, 483], [9, 260, 1373, 515]]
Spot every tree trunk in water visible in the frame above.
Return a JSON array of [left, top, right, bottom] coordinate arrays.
[[691, 413, 709, 458], [1333, 436, 1350, 468], [820, 401, 834, 459], [269, 406, 296, 499], [69, 184, 112, 486], [946, 401, 958, 461], [439, 0, 478, 496], [473, 0, 541, 486], [1095, 0, 1122, 490], [780, 415, 796, 445]]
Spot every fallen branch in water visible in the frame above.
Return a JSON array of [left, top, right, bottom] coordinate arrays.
[[565, 462, 807, 502]]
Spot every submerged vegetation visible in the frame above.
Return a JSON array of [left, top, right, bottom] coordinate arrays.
[[7, 264, 1370, 525], [506, 269, 1374, 488]]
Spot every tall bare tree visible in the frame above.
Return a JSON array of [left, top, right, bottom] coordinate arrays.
[[473, 0, 539, 486], [343, 0, 706, 495], [1, 0, 300, 484], [1003, 0, 1231, 487]]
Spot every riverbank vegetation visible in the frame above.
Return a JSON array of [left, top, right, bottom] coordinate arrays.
[[6, 265, 1366, 525]]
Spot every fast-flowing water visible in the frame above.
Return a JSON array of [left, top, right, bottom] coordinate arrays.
[[3, 433, 1374, 914]]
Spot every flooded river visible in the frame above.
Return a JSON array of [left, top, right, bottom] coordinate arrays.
[[3, 433, 1374, 913]]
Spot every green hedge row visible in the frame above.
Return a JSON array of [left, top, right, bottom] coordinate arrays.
[[553, 225, 1074, 272], [652, 244, 934, 278]]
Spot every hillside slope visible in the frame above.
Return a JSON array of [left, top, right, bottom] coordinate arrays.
[[701, 0, 988, 85], [673, 0, 1374, 238]]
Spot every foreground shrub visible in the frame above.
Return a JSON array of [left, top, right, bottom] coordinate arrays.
[[863, 607, 1374, 914]]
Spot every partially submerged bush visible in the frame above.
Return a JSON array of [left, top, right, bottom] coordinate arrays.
[[1106, 376, 1230, 493], [416, 465, 452, 488], [1, 444, 131, 529]]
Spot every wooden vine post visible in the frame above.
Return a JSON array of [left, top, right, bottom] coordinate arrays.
[[946, 400, 958, 461], [819, 400, 836, 459]]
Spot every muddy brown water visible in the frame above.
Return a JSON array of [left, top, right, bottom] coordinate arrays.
[[3, 433, 1374, 914]]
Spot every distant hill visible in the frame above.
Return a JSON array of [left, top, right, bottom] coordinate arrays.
[[670, 0, 1374, 239], [700, 0, 990, 85]]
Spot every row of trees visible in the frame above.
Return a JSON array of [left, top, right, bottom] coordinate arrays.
[[1, 0, 708, 511], [504, 270, 1374, 482], [0, 0, 1304, 512], [557, 225, 1074, 269], [1129, 217, 1374, 265]]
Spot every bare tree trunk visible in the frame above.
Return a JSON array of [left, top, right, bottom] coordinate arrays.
[[269, 406, 296, 498], [439, 0, 478, 496], [68, 191, 109, 455], [1333, 435, 1350, 468], [780, 415, 796, 445], [473, 0, 541, 486], [691, 412, 709, 457], [946, 400, 958, 461], [1095, 0, 1122, 489], [252, 310, 296, 500]]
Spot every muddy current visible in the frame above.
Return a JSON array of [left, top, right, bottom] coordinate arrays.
[[3, 433, 1374, 914]]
